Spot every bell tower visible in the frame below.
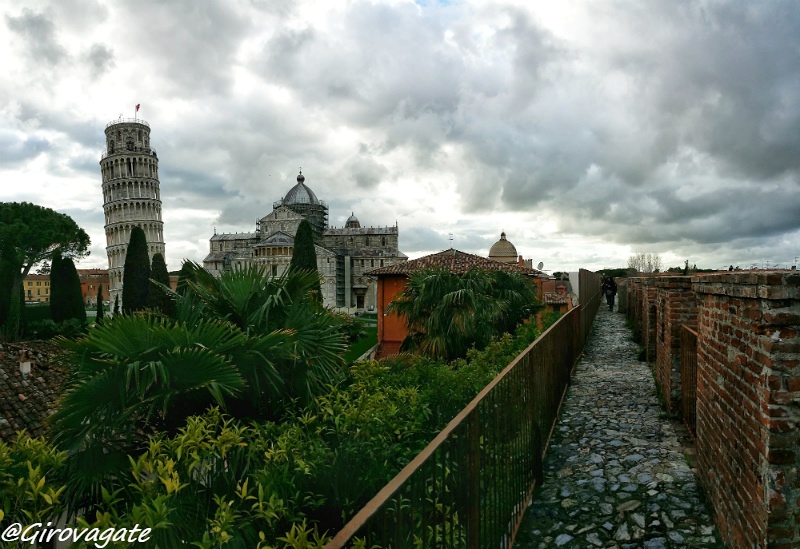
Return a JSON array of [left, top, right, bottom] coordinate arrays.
[[99, 117, 165, 307]]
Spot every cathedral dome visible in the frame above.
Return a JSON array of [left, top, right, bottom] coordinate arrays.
[[345, 212, 361, 228], [283, 171, 320, 206], [488, 232, 518, 263]]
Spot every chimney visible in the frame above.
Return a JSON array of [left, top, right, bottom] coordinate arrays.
[[19, 349, 31, 377]]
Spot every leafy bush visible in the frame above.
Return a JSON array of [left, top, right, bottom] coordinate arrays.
[[25, 318, 85, 340], [16, 303, 543, 545], [23, 302, 52, 323], [337, 313, 365, 343]]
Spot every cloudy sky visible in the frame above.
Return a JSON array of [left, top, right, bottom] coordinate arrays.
[[2, 0, 799, 272]]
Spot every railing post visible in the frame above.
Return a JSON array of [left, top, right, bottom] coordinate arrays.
[[467, 409, 481, 549], [531, 424, 543, 486]]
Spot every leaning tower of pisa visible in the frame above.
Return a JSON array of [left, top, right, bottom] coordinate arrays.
[[100, 117, 165, 307]]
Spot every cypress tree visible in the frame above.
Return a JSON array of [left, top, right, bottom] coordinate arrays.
[[148, 253, 174, 316], [49, 252, 65, 322], [50, 253, 86, 324], [113, 294, 119, 316], [290, 219, 321, 300], [122, 226, 150, 314], [96, 284, 105, 323]]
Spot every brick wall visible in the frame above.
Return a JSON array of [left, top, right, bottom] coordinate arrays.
[[617, 279, 628, 313], [625, 271, 800, 547], [626, 278, 643, 341], [642, 278, 658, 362], [654, 276, 697, 415], [693, 272, 800, 548]]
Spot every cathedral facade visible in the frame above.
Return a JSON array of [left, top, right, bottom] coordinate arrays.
[[203, 172, 407, 311]]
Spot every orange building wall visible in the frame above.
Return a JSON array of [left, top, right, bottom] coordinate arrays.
[[376, 274, 410, 358]]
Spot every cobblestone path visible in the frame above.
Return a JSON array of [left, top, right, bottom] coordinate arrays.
[[514, 306, 723, 549]]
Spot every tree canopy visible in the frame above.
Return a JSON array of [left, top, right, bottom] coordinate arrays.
[[121, 226, 150, 314], [0, 202, 89, 338], [388, 268, 541, 360], [50, 262, 347, 511]]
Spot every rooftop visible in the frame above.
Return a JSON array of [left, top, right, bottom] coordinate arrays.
[[367, 249, 545, 276], [0, 341, 67, 442]]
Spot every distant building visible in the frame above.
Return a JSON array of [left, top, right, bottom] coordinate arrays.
[[78, 269, 110, 305], [540, 277, 574, 314], [22, 274, 50, 303], [368, 249, 547, 358], [488, 231, 535, 269], [203, 171, 407, 310], [99, 117, 166, 308]]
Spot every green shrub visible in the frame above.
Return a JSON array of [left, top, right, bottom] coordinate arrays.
[[24, 303, 52, 323]]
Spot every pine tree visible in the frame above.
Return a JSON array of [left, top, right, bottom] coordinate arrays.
[[96, 284, 105, 324], [148, 253, 174, 316], [290, 219, 321, 300], [122, 226, 151, 314]]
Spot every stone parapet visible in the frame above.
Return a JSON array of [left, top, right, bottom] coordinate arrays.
[[654, 276, 696, 415], [692, 271, 800, 548], [642, 278, 658, 363], [625, 271, 800, 547]]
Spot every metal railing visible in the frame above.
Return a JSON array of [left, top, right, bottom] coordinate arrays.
[[105, 117, 149, 129], [681, 326, 698, 437], [326, 270, 601, 548]]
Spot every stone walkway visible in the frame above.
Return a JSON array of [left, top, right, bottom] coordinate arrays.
[[514, 306, 724, 549]]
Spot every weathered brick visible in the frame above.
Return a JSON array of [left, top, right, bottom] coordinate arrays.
[[633, 271, 800, 547]]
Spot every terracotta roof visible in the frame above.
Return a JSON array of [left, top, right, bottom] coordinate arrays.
[[0, 341, 67, 442], [367, 249, 545, 276]]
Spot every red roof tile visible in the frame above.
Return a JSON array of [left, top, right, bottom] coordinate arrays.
[[367, 249, 545, 276], [0, 341, 67, 442]]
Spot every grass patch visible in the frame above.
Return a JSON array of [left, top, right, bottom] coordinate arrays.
[[344, 326, 377, 363]]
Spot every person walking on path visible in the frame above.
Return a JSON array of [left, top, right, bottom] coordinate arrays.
[[514, 306, 722, 548], [602, 276, 617, 311]]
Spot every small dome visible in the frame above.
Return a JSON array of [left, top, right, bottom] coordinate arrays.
[[488, 231, 518, 263], [345, 212, 361, 228], [283, 170, 320, 206]]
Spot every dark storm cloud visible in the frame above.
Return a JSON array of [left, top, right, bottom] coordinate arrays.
[[346, 154, 389, 189], [258, 1, 467, 128], [5, 8, 66, 66], [0, 132, 51, 166], [444, 0, 800, 256], [400, 226, 453, 254], [114, 0, 250, 95], [594, 1, 800, 183], [161, 166, 233, 202], [84, 44, 115, 78]]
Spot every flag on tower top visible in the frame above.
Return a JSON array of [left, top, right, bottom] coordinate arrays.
[[135, 104, 140, 112]]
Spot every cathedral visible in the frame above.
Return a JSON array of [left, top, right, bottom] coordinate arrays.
[[203, 171, 407, 311]]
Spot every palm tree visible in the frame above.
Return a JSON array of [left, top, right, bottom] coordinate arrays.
[[50, 314, 261, 511], [388, 268, 540, 360], [165, 262, 346, 406], [50, 263, 347, 514]]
